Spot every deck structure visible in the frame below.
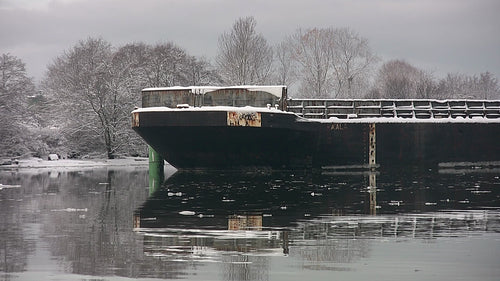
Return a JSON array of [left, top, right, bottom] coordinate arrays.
[[286, 99, 500, 119]]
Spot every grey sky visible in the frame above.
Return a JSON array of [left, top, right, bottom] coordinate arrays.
[[1, 0, 499, 83]]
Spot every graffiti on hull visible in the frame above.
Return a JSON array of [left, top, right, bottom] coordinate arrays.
[[227, 111, 262, 127]]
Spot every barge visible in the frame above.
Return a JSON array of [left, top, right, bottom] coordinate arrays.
[[132, 86, 500, 169]]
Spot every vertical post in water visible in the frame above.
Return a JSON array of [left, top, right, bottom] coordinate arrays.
[[149, 146, 164, 195], [368, 171, 377, 215], [368, 123, 377, 215], [369, 123, 376, 169]]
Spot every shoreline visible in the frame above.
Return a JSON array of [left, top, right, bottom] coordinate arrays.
[[0, 157, 150, 170]]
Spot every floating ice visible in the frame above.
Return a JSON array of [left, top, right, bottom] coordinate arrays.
[[0, 184, 21, 190], [51, 208, 88, 212], [168, 192, 183, 196]]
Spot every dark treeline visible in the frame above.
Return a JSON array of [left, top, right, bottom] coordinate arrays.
[[1, 16, 499, 159]]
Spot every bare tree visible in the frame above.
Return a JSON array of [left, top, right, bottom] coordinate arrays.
[[216, 16, 273, 85], [273, 41, 297, 87], [477, 72, 500, 99], [373, 59, 438, 99], [374, 61, 499, 100], [436, 73, 465, 99], [415, 70, 437, 99], [437, 72, 500, 99], [0, 53, 36, 156], [331, 27, 378, 98], [185, 56, 222, 86], [289, 28, 335, 98], [288, 27, 377, 98]]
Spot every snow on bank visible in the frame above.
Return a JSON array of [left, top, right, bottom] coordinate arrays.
[[0, 157, 150, 170]]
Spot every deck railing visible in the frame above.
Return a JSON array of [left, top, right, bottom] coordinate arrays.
[[285, 99, 500, 119]]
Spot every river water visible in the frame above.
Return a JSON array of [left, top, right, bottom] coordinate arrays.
[[0, 164, 499, 281]]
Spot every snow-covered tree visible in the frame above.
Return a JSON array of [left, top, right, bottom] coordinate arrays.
[[143, 42, 190, 87], [43, 38, 127, 158], [42, 38, 221, 158], [0, 53, 36, 156], [119, 42, 220, 88]]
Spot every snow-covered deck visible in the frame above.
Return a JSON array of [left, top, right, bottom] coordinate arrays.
[[303, 116, 500, 124], [132, 105, 293, 114], [132, 104, 500, 124]]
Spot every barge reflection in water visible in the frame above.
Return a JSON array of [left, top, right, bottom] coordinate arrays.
[[133, 165, 500, 280], [0, 164, 499, 280]]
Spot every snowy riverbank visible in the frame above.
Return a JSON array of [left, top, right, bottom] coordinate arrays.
[[0, 157, 150, 170]]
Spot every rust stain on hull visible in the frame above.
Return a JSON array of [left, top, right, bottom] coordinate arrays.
[[132, 112, 140, 127]]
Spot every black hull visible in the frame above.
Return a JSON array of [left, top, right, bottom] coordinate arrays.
[[132, 109, 500, 169], [315, 122, 500, 166]]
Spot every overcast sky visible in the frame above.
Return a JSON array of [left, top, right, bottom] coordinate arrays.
[[1, 0, 499, 83]]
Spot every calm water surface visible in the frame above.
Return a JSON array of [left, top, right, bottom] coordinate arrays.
[[0, 164, 499, 281]]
